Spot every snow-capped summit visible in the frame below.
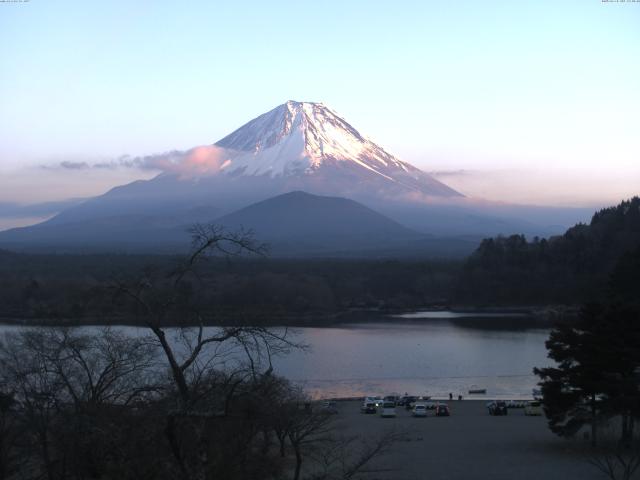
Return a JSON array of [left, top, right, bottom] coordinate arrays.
[[216, 100, 380, 175], [213, 101, 461, 197]]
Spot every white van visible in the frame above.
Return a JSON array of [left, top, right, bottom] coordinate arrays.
[[524, 400, 542, 416], [380, 401, 397, 418], [412, 403, 427, 417]]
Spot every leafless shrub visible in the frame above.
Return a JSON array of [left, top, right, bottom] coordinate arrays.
[[587, 425, 640, 480]]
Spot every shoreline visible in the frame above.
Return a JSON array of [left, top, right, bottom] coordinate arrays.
[[0, 305, 577, 329], [313, 396, 537, 403]]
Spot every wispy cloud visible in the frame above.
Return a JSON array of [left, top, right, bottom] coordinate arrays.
[[428, 169, 471, 178], [44, 145, 230, 177], [59, 161, 90, 170]]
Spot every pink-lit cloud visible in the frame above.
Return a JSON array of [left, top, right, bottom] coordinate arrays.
[[139, 145, 230, 177], [177, 145, 230, 176]]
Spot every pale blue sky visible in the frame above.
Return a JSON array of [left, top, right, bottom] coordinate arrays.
[[0, 0, 639, 206]]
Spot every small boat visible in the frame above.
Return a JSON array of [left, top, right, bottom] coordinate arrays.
[[468, 386, 487, 395]]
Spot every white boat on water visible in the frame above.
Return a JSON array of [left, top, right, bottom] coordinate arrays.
[[468, 385, 487, 395]]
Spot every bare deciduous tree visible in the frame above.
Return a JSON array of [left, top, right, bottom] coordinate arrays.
[[587, 427, 640, 480], [107, 225, 308, 480], [306, 429, 405, 480], [0, 327, 160, 480], [112, 224, 300, 410], [0, 391, 21, 480]]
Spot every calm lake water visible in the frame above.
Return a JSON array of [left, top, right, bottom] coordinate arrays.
[[277, 319, 551, 399], [0, 312, 552, 400]]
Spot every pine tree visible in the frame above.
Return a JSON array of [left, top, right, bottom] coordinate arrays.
[[535, 299, 640, 446]]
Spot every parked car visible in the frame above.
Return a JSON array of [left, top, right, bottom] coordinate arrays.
[[487, 401, 508, 416], [321, 401, 338, 414], [424, 401, 437, 410], [412, 403, 427, 417], [364, 396, 382, 407], [524, 401, 543, 416], [435, 404, 450, 416], [361, 401, 377, 414], [379, 401, 397, 418], [384, 395, 398, 403]]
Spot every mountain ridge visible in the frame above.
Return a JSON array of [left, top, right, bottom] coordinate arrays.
[[215, 190, 422, 254]]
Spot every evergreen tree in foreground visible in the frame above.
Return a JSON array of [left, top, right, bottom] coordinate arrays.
[[534, 248, 640, 447]]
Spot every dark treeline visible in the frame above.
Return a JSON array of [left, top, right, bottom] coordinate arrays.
[[456, 197, 640, 305], [0, 250, 461, 325]]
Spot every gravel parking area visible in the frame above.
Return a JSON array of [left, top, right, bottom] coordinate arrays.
[[327, 400, 602, 480]]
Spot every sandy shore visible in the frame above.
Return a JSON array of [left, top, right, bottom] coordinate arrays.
[[325, 400, 601, 480]]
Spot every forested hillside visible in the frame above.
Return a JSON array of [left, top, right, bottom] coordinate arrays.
[[456, 197, 640, 305]]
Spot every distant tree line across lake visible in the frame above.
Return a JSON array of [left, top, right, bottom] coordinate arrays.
[[0, 254, 461, 325], [0, 196, 638, 326], [456, 196, 640, 306]]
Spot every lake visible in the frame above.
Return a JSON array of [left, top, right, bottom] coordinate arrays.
[[0, 312, 552, 400], [276, 317, 551, 399]]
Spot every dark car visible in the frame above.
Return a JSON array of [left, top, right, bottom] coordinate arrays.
[[435, 404, 450, 416], [488, 401, 508, 416]]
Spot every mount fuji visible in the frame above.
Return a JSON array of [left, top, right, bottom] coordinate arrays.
[[0, 101, 588, 255], [4, 101, 465, 228]]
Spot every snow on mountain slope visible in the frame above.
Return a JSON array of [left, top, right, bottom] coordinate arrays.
[[214, 101, 462, 197]]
